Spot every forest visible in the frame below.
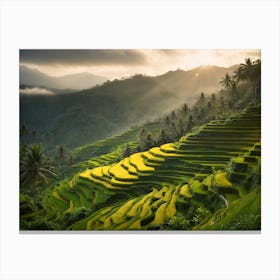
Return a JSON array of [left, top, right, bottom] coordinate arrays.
[[20, 57, 261, 231]]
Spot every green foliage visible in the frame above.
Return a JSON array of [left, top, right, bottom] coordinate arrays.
[[21, 216, 60, 230], [54, 145, 72, 166], [20, 144, 57, 189], [61, 207, 92, 227], [156, 129, 169, 146], [198, 188, 261, 230], [20, 194, 38, 215], [71, 122, 159, 163], [20, 74, 181, 149], [21, 65, 251, 150], [228, 213, 261, 230], [164, 215, 191, 230], [122, 143, 134, 158], [233, 58, 261, 102], [33, 105, 260, 230], [192, 207, 211, 225], [19, 59, 261, 231], [220, 73, 234, 90]]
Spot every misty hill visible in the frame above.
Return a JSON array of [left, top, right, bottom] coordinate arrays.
[[20, 65, 107, 90], [155, 65, 236, 96], [20, 65, 236, 149], [20, 84, 76, 95]]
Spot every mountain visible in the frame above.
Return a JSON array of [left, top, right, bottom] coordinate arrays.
[[20, 65, 237, 149], [155, 65, 237, 98], [20, 65, 107, 90], [19, 84, 77, 95]]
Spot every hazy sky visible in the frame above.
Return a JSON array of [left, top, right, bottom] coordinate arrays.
[[20, 49, 261, 79]]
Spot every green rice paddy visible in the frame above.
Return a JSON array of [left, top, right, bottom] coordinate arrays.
[[39, 105, 261, 230]]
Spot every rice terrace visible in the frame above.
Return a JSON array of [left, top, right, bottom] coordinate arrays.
[[20, 49, 261, 231]]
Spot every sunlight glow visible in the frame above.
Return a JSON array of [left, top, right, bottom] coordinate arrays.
[[20, 49, 260, 80]]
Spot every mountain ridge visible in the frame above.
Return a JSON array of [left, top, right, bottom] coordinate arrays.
[[20, 64, 238, 148], [20, 65, 107, 90]]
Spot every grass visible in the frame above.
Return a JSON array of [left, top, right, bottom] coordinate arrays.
[[179, 184, 192, 198], [149, 147, 184, 158], [25, 105, 261, 230], [91, 167, 103, 178], [109, 161, 139, 181], [129, 153, 155, 173], [52, 190, 64, 201], [152, 202, 168, 225], [197, 187, 261, 230], [141, 151, 165, 163], [215, 172, 232, 187], [190, 180, 208, 195], [104, 199, 136, 227], [160, 143, 178, 153], [122, 158, 138, 174], [165, 190, 177, 218]]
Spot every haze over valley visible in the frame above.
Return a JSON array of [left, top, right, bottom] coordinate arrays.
[[20, 65, 107, 90], [19, 49, 261, 232], [20, 64, 237, 148]]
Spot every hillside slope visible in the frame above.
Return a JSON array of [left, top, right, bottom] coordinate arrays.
[[20, 65, 237, 149], [20, 65, 107, 90], [21, 105, 260, 230], [155, 65, 236, 97]]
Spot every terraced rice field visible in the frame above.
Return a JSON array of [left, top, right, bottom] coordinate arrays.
[[71, 121, 161, 162], [42, 105, 261, 230], [64, 122, 162, 179]]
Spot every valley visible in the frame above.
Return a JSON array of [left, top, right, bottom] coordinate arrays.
[[19, 53, 261, 231]]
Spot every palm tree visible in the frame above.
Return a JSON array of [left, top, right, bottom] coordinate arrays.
[[182, 104, 188, 115], [199, 92, 206, 106], [219, 73, 234, 90], [233, 66, 246, 83], [233, 58, 261, 102], [171, 110, 176, 120], [187, 115, 194, 130], [55, 145, 71, 165], [122, 144, 131, 158], [220, 73, 237, 104], [20, 144, 57, 189], [169, 122, 178, 141], [139, 128, 148, 143], [241, 58, 254, 79], [157, 129, 169, 145], [251, 59, 261, 100]]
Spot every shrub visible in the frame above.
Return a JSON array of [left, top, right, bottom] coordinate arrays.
[[164, 215, 191, 230], [61, 207, 92, 227], [244, 168, 261, 192], [233, 162, 248, 173], [20, 219, 30, 230], [27, 216, 60, 230], [228, 213, 261, 230], [192, 207, 210, 225], [20, 194, 38, 215]]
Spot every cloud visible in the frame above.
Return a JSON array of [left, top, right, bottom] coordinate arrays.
[[211, 49, 260, 57], [156, 49, 182, 55], [20, 49, 147, 66], [19, 49, 261, 79], [244, 50, 261, 57], [20, 87, 54, 95]]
